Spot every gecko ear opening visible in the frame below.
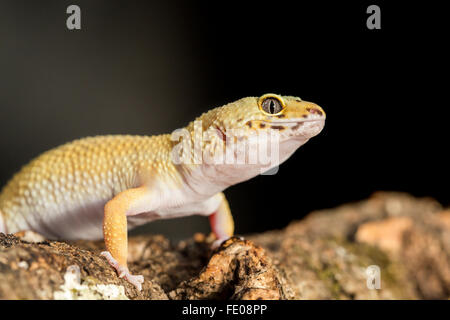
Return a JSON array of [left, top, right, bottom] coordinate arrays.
[[258, 94, 286, 116]]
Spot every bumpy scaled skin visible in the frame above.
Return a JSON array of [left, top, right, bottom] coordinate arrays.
[[0, 94, 325, 290]]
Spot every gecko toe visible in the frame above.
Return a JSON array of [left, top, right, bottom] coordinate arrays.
[[101, 251, 144, 291], [211, 237, 229, 249], [124, 273, 144, 291]]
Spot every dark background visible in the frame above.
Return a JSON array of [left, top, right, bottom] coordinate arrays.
[[0, 1, 446, 240]]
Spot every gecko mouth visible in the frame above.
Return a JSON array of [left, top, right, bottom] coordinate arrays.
[[263, 115, 326, 138], [264, 116, 325, 128], [266, 118, 324, 124]]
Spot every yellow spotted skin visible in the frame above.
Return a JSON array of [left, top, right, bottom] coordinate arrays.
[[0, 134, 179, 237], [0, 94, 325, 290]]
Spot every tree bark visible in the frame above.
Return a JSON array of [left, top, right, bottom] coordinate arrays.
[[0, 192, 448, 299]]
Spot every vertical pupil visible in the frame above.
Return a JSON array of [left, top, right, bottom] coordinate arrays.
[[270, 100, 275, 113], [262, 98, 281, 114]]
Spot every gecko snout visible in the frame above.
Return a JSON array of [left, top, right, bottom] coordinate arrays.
[[306, 105, 325, 118]]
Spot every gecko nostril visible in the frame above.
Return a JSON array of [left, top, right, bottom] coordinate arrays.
[[306, 107, 323, 116]]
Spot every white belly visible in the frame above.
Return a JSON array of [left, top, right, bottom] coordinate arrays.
[[25, 190, 222, 241]]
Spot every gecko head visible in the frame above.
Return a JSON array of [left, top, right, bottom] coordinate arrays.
[[202, 93, 326, 143], [184, 94, 325, 184], [249, 93, 325, 140]]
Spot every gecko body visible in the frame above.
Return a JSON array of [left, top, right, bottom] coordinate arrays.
[[0, 94, 325, 290]]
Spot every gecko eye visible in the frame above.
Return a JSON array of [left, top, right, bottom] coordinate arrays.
[[258, 94, 285, 115]]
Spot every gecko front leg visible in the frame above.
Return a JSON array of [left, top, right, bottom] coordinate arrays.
[[101, 186, 153, 291]]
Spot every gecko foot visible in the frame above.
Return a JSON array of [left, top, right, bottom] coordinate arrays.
[[211, 235, 245, 250], [13, 230, 46, 243], [100, 251, 144, 291]]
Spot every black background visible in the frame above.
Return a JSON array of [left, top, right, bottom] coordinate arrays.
[[0, 1, 446, 239]]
